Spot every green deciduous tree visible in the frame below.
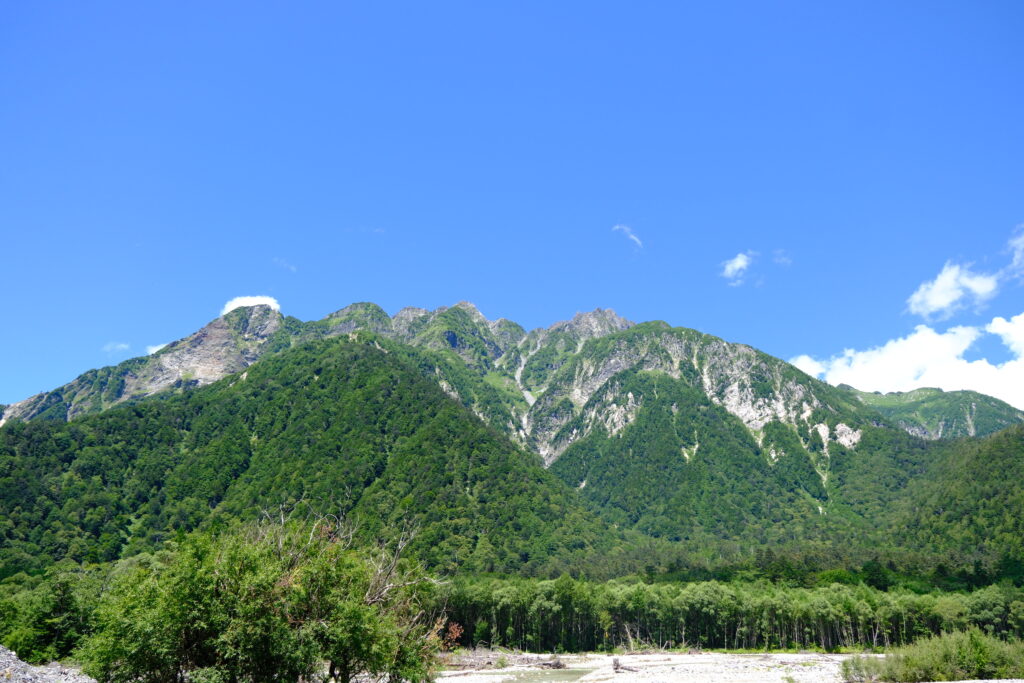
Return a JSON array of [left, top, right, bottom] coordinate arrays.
[[78, 517, 440, 683]]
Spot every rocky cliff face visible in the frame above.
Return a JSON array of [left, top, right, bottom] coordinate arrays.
[[517, 323, 868, 466], [1, 305, 285, 425]]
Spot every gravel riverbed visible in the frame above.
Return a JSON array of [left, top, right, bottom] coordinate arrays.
[[438, 651, 1024, 683]]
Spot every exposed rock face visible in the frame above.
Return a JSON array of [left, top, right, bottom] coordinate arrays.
[[1, 305, 284, 424], [391, 307, 431, 339], [550, 308, 634, 344], [520, 325, 863, 464]]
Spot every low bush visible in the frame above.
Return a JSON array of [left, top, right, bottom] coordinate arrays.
[[842, 628, 1024, 682]]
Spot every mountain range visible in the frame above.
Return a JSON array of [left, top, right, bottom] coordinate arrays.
[[2, 301, 1023, 581]]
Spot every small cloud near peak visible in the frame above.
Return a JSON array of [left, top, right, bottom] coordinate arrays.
[[146, 343, 168, 355], [102, 342, 130, 353], [721, 251, 754, 285], [612, 224, 643, 248], [221, 296, 281, 316]]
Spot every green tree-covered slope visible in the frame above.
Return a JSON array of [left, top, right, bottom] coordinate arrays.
[[0, 335, 619, 579], [4, 302, 1024, 582], [891, 424, 1024, 577]]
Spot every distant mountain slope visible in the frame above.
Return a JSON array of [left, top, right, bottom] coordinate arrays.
[[842, 385, 1024, 439]]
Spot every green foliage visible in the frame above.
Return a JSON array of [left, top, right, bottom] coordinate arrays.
[[842, 628, 1024, 682], [889, 425, 1024, 574], [78, 520, 440, 683], [0, 563, 96, 663]]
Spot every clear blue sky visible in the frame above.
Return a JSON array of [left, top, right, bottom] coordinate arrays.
[[3, 1, 1024, 407]]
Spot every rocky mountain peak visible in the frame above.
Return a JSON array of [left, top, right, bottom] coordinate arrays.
[[453, 301, 487, 322], [550, 308, 634, 339], [391, 307, 430, 339], [221, 304, 284, 338], [0, 307, 286, 425]]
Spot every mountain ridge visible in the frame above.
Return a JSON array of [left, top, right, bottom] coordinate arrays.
[[4, 301, 1019, 448]]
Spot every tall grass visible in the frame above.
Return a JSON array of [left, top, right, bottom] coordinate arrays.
[[842, 628, 1024, 682]]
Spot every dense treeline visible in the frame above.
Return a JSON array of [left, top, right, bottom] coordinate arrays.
[[445, 576, 1024, 652]]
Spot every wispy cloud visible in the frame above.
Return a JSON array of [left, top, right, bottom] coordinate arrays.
[[612, 224, 643, 249], [1007, 225, 1024, 274], [907, 262, 999, 320], [221, 296, 281, 316], [146, 343, 168, 355], [721, 251, 754, 286], [102, 342, 130, 353], [272, 257, 297, 273], [773, 249, 792, 266]]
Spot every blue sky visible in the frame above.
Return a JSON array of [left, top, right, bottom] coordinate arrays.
[[3, 1, 1024, 407]]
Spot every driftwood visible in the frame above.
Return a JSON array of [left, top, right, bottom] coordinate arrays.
[[612, 658, 638, 673], [538, 660, 566, 669]]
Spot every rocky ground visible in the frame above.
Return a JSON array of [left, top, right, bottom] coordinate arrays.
[[437, 650, 1024, 683], [0, 647, 94, 683]]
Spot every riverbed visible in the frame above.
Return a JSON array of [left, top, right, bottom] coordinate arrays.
[[438, 651, 1024, 683]]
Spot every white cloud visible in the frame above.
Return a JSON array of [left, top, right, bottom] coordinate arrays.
[[906, 262, 998, 319], [790, 354, 826, 377], [792, 316, 1024, 410], [721, 252, 754, 285], [612, 224, 643, 248], [220, 296, 281, 316], [987, 312, 1024, 356], [146, 343, 168, 355], [102, 342, 130, 353], [773, 249, 792, 266]]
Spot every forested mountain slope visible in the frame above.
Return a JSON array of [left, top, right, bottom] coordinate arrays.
[[890, 424, 1024, 578], [3, 301, 1023, 581], [0, 335, 621, 579]]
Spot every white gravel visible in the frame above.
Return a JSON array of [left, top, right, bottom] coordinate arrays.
[[438, 652, 1024, 683], [439, 652, 851, 683]]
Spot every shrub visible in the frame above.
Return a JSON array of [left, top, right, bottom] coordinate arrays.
[[77, 519, 441, 683], [842, 628, 1024, 682]]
